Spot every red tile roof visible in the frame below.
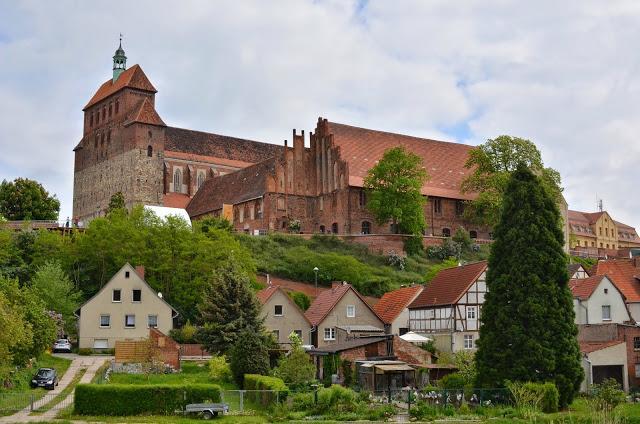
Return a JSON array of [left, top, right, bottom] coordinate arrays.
[[373, 285, 423, 324], [125, 98, 165, 127], [322, 119, 477, 200], [569, 275, 606, 301], [579, 340, 624, 354], [304, 283, 383, 326], [84, 65, 157, 110], [163, 192, 191, 209], [255, 275, 379, 305], [408, 261, 488, 308], [590, 259, 640, 302], [256, 285, 279, 304]]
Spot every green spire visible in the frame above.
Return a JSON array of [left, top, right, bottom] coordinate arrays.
[[112, 34, 127, 82]]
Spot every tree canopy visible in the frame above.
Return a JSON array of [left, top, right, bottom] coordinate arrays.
[[461, 136, 562, 227], [107, 192, 126, 214], [0, 178, 60, 221], [475, 165, 582, 408]]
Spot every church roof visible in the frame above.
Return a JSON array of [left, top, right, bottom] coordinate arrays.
[[186, 157, 276, 218], [322, 119, 476, 200], [124, 98, 166, 127], [84, 64, 157, 110], [164, 127, 282, 164]]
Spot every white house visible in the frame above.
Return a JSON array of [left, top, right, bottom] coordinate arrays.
[[570, 275, 631, 325], [408, 261, 487, 353], [76, 263, 179, 349]]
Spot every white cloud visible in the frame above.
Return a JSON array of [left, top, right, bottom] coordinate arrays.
[[0, 0, 638, 229]]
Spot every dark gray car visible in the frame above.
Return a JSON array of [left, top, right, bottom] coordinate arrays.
[[31, 368, 58, 390]]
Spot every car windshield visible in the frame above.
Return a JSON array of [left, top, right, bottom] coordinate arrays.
[[36, 369, 53, 378], [56, 340, 68, 344]]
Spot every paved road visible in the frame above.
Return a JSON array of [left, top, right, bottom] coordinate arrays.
[[0, 355, 110, 423]]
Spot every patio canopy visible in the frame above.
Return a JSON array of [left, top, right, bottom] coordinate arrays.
[[399, 331, 432, 343], [374, 364, 415, 372]]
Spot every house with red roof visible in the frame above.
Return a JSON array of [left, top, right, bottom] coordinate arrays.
[[408, 261, 487, 353], [373, 285, 423, 336], [255, 285, 311, 347], [304, 282, 385, 348], [591, 258, 640, 321], [568, 263, 589, 279], [570, 275, 631, 325]]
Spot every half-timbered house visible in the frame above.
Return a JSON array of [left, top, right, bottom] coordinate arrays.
[[407, 261, 488, 353]]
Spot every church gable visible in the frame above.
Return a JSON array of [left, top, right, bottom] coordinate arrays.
[[84, 64, 157, 110]]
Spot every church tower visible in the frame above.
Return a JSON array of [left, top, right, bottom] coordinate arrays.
[[112, 37, 127, 82]]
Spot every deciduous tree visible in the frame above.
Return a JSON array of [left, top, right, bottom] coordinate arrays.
[[461, 136, 562, 227], [0, 178, 60, 221], [274, 332, 315, 387], [107, 192, 126, 214], [475, 166, 582, 408]]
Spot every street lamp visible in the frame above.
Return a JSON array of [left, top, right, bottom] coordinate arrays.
[[313, 267, 319, 297]]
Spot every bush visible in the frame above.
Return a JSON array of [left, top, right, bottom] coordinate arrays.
[[290, 391, 315, 412], [74, 383, 221, 415], [228, 330, 270, 388], [506, 381, 559, 417], [315, 385, 358, 414], [590, 378, 626, 412], [244, 374, 289, 405], [78, 348, 92, 356], [169, 321, 198, 344], [288, 291, 311, 311], [208, 355, 231, 383], [438, 372, 466, 390]]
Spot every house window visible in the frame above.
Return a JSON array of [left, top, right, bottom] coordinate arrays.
[[442, 228, 451, 237], [319, 225, 325, 234], [273, 330, 280, 341], [469, 230, 478, 239], [274, 305, 283, 316], [147, 146, 153, 157], [599, 227, 602, 235], [467, 306, 477, 320], [331, 223, 338, 234], [100, 314, 110, 327], [294, 330, 303, 339], [173, 168, 182, 193], [634, 337, 640, 350], [324, 327, 336, 341], [433, 198, 442, 214], [463, 334, 474, 349], [455, 200, 465, 216], [93, 339, 108, 349], [197, 172, 205, 190], [604, 288, 608, 294], [125, 271, 130, 278], [148, 315, 158, 328], [125, 314, 135, 328], [361, 221, 371, 235], [112, 289, 122, 302], [602, 305, 611, 321], [132, 289, 141, 302], [347, 305, 355, 318]]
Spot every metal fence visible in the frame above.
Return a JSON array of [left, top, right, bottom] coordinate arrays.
[[0, 392, 74, 415]]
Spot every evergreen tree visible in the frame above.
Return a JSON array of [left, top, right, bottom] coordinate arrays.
[[475, 165, 582, 409], [228, 329, 270, 388], [197, 259, 264, 354]]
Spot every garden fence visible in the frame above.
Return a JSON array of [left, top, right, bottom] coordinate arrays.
[[0, 392, 74, 415], [369, 388, 511, 411]]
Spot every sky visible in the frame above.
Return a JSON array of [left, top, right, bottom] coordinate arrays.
[[0, 0, 639, 228]]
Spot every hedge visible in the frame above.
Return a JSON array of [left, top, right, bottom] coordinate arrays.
[[74, 383, 221, 415], [244, 374, 288, 405]]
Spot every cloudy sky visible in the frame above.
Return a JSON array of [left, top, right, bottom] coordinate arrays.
[[1, 0, 639, 228]]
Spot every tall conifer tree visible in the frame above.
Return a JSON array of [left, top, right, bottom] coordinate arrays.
[[475, 165, 582, 408]]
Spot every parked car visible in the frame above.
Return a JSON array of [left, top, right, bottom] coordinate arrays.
[[30, 368, 58, 390], [53, 339, 72, 353]]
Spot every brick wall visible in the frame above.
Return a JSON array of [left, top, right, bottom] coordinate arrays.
[[392, 336, 433, 366]]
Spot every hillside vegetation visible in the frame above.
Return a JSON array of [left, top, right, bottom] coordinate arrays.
[[237, 233, 490, 297]]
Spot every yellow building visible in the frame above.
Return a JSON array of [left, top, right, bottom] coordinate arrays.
[[568, 210, 640, 251]]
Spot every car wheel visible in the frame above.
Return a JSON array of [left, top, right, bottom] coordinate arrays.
[[203, 411, 213, 420]]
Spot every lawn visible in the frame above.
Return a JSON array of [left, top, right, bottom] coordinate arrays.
[[0, 353, 72, 416], [108, 361, 236, 389]]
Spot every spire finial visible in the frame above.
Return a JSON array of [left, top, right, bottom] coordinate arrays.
[[113, 36, 127, 82], [119, 33, 123, 47]]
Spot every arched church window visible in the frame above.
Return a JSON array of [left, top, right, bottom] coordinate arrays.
[[147, 145, 153, 157], [173, 168, 182, 193], [197, 172, 205, 190]]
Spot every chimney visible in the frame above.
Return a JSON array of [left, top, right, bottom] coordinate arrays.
[[135, 266, 145, 280]]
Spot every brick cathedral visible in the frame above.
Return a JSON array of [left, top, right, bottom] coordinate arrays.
[[73, 43, 501, 240]]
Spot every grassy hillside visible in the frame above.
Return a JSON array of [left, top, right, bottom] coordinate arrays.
[[236, 233, 489, 297]]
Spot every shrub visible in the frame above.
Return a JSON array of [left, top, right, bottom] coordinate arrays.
[[288, 291, 311, 311], [78, 348, 92, 356], [74, 383, 221, 415], [169, 321, 198, 344], [315, 385, 358, 414], [590, 378, 626, 412], [244, 374, 289, 405], [290, 391, 314, 412], [208, 355, 232, 383], [506, 381, 559, 417], [438, 372, 466, 390], [274, 333, 315, 388], [228, 330, 270, 388]]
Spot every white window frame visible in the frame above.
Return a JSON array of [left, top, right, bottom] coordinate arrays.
[[112, 289, 122, 303], [125, 314, 136, 328], [602, 305, 611, 321], [463, 334, 474, 350], [274, 305, 283, 317], [467, 306, 477, 320], [346, 305, 355, 318], [147, 314, 158, 328], [324, 327, 336, 341], [99, 314, 110, 328]]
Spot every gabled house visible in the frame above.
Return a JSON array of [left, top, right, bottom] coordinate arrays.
[[373, 285, 423, 336], [591, 258, 640, 321], [256, 285, 312, 346], [568, 263, 589, 279], [570, 275, 631, 325], [76, 264, 178, 349], [305, 282, 386, 348], [580, 341, 629, 392], [408, 261, 487, 353]]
